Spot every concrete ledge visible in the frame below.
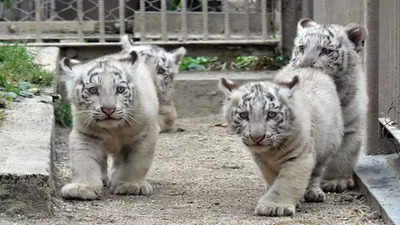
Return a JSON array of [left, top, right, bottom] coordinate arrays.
[[0, 47, 59, 179], [174, 71, 276, 118], [355, 154, 400, 225]]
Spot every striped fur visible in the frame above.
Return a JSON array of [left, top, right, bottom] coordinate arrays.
[[121, 35, 186, 132], [291, 18, 368, 192], [59, 53, 160, 200], [220, 67, 343, 216]]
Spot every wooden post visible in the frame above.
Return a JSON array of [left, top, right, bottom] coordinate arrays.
[[281, 0, 298, 56], [35, 0, 42, 42], [140, 0, 145, 41], [224, 1, 230, 39], [244, 0, 250, 38], [98, 0, 105, 42], [119, 0, 126, 35], [302, 0, 314, 19], [261, 0, 268, 40], [161, 0, 167, 41], [202, 0, 208, 40], [366, 0, 380, 154], [77, 0, 84, 42], [181, 0, 188, 41]]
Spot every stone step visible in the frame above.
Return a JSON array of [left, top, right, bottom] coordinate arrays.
[[0, 47, 59, 180], [355, 154, 400, 225]]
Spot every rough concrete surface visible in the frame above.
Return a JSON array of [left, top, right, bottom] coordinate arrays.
[[0, 115, 383, 225], [0, 47, 59, 176], [0, 95, 54, 176], [355, 154, 400, 225]]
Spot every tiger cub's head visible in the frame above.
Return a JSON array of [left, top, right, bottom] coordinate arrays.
[[291, 18, 367, 76], [60, 51, 140, 129], [219, 77, 299, 149]]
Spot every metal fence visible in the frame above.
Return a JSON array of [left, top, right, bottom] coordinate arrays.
[[0, 0, 279, 44]]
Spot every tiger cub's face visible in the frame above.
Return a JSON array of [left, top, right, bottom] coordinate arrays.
[[60, 52, 138, 129], [291, 18, 367, 76], [140, 46, 186, 95], [219, 78, 298, 149]]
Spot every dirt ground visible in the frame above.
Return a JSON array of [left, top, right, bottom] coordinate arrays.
[[0, 115, 384, 225]]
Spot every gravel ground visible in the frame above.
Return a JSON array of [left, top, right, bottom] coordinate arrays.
[[0, 115, 384, 225]]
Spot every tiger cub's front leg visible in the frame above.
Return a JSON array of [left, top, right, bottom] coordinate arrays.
[[110, 126, 158, 195], [254, 149, 314, 217], [61, 131, 106, 200]]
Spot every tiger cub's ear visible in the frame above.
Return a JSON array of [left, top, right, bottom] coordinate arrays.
[[60, 57, 81, 74], [219, 77, 239, 96], [297, 18, 318, 32], [344, 23, 368, 53], [171, 47, 186, 66]]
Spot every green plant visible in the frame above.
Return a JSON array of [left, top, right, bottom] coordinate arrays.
[[54, 100, 72, 128], [180, 56, 209, 71], [0, 0, 12, 9], [0, 44, 54, 88]]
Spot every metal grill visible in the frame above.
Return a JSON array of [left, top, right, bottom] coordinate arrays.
[[0, 0, 279, 44]]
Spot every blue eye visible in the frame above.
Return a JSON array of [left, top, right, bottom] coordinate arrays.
[[239, 111, 249, 120], [88, 87, 98, 95], [116, 86, 126, 94]]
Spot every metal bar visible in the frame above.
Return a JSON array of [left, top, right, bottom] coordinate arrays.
[[244, 0, 250, 38], [202, 0, 208, 40], [98, 0, 105, 42], [224, 1, 230, 39], [261, 0, 267, 39], [365, 0, 380, 154], [161, 0, 167, 41], [140, 0, 146, 41], [181, 0, 188, 41], [35, 0, 41, 42], [77, 0, 84, 42], [119, 0, 126, 35]]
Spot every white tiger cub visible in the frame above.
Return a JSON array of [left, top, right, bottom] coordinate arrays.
[[59, 51, 159, 200], [121, 35, 186, 132], [220, 67, 343, 216], [290, 18, 368, 192]]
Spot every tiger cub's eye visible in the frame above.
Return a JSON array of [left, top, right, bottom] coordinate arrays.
[[239, 111, 249, 120], [298, 45, 305, 53], [88, 87, 98, 95], [267, 111, 277, 119], [320, 47, 334, 56], [116, 86, 126, 94], [157, 67, 166, 74]]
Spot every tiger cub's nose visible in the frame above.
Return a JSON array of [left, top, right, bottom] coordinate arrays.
[[250, 135, 265, 144], [101, 106, 116, 116]]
